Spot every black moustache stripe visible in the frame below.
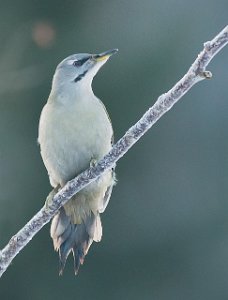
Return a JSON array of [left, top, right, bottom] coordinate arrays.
[[74, 70, 88, 83]]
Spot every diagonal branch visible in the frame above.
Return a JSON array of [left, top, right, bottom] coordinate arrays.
[[0, 26, 228, 278]]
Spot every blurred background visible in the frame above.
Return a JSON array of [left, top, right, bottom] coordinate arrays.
[[0, 0, 228, 299]]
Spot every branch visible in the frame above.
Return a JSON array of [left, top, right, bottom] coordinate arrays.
[[0, 26, 228, 277]]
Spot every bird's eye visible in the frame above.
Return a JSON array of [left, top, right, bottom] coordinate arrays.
[[73, 60, 83, 67]]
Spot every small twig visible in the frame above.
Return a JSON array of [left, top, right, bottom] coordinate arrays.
[[0, 26, 228, 277]]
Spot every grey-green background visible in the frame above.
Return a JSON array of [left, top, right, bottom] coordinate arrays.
[[0, 1, 228, 299]]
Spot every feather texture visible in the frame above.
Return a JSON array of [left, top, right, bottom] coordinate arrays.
[[38, 51, 116, 274]]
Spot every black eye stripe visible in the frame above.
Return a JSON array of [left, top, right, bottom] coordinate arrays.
[[80, 57, 90, 64], [73, 57, 90, 67]]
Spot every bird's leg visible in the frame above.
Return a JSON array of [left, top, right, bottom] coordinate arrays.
[[44, 185, 60, 210], [90, 158, 97, 167]]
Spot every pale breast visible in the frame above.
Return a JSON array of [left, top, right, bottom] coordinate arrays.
[[38, 97, 113, 187]]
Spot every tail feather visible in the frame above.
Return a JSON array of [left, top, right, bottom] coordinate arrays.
[[51, 207, 102, 275], [84, 212, 102, 242], [51, 208, 71, 250], [72, 224, 93, 274]]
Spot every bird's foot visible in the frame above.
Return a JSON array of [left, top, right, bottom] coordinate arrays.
[[90, 158, 97, 168], [44, 185, 60, 210]]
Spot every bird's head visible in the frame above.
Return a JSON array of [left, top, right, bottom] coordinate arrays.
[[52, 49, 118, 95]]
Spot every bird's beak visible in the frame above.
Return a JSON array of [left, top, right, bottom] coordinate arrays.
[[93, 49, 118, 62]]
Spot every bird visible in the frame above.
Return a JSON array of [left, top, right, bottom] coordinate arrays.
[[38, 49, 118, 275]]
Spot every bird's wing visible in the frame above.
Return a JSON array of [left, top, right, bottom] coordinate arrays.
[[96, 98, 115, 213], [98, 98, 114, 143], [99, 170, 116, 213]]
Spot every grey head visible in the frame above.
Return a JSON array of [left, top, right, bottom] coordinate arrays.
[[52, 49, 118, 93]]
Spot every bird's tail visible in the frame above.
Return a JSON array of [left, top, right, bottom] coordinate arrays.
[[50, 206, 102, 275]]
